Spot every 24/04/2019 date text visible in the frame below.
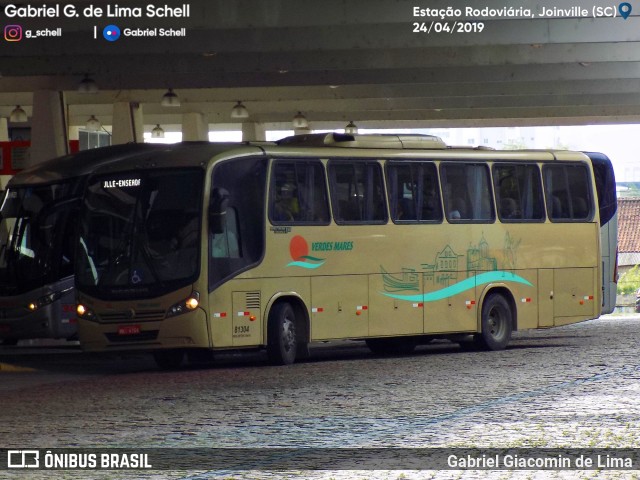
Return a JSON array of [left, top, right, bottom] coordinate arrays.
[[412, 22, 485, 33]]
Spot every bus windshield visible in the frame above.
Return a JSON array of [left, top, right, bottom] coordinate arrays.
[[0, 183, 77, 295], [76, 169, 204, 299]]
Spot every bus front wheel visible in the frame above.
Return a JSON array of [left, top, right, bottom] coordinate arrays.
[[267, 302, 297, 365], [478, 294, 513, 351]]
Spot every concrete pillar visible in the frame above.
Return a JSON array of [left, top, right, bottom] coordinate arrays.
[[182, 113, 208, 141], [241, 122, 266, 142], [68, 126, 80, 141], [29, 90, 68, 166], [0, 118, 9, 142], [112, 102, 144, 145]]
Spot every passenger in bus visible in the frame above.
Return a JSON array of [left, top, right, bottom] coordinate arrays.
[[212, 222, 239, 258], [573, 197, 589, 218], [449, 209, 461, 220], [423, 183, 440, 220], [397, 198, 414, 220], [551, 195, 566, 218], [500, 197, 519, 219], [449, 197, 468, 220], [274, 183, 300, 221]]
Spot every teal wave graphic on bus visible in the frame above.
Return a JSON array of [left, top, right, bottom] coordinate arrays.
[[382, 271, 533, 302], [287, 256, 326, 269], [287, 235, 326, 269]]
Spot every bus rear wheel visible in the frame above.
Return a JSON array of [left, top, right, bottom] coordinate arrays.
[[267, 302, 297, 365], [477, 294, 513, 351]]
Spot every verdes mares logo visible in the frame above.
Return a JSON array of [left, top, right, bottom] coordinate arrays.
[[286, 236, 354, 269], [4, 24, 23, 41], [286, 235, 325, 269]]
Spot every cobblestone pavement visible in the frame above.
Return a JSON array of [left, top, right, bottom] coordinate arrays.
[[1, 315, 639, 479]]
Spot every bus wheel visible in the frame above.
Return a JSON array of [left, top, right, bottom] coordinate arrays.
[[366, 337, 417, 356], [478, 294, 513, 351], [153, 349, 185, 370], [267, 302, 297, 365]]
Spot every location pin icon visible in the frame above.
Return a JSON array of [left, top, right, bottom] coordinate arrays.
[[619, 2, 632, 19]]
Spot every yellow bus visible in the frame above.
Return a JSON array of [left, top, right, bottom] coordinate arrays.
[[74, 134, 617, 368]]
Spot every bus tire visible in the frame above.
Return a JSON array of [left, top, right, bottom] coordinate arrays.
[[267, 302, 297, 365], [153, 349, 185, 370], [478, 294, 512, 351]]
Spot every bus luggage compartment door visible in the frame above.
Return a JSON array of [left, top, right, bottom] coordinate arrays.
[[368, 273, 422, 337], [311, 275, 368, 340], [553, 267, 596, 325], [538, 269, 554, 327]]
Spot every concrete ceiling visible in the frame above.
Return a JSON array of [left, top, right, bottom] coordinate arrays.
[[1, 0, 640, 132]]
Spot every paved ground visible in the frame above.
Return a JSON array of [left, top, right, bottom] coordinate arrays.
[[1, 315, 639, 479]]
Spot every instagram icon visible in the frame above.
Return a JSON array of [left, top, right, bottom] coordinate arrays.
[[4, 25, 23, 41]]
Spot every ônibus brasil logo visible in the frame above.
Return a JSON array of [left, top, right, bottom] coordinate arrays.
[[286, 235, 325, 269]]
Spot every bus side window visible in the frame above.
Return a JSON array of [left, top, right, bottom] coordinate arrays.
[[493, 164, 544, 222], [270, 160, 329, 225], [544, 164, 592, 222], [386, 161, 442, 223], [442, 163, 494, 223], [329, 161, 386, 224]]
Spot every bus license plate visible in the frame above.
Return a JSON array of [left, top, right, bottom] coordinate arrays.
[[118, 325, 141, 336]]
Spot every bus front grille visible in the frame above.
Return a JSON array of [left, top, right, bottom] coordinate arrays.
[[98, 310, 166, 323]]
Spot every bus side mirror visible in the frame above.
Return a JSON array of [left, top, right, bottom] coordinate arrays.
[[209, 187, 229, 234]]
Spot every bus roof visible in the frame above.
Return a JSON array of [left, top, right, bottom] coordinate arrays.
[[276, 133, 448, 149], [7, 143, 165, 187], [89, 142, 270, 176], [71, 136, 593, 181]]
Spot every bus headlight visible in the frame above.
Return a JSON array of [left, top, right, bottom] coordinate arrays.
[[166, 291, 200, 318], [27, 287, 73, 312], [76, 303, 96, 321]]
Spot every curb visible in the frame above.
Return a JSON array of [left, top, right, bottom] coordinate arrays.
[[0, 363, 36, 372]]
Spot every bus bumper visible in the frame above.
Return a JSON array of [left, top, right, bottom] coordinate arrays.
[[0, 294, 77, 342], [79, 308, 209, 352]]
